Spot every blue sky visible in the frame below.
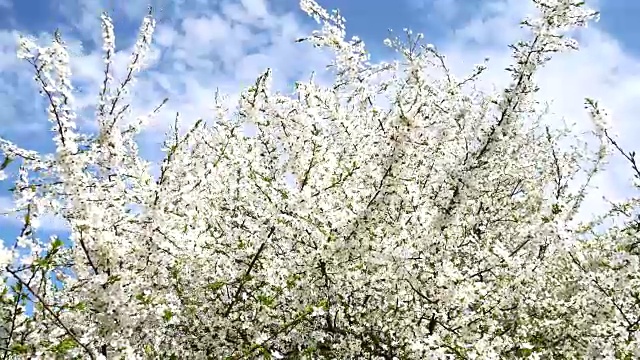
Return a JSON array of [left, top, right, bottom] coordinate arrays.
[[0, 0, 639, 242]]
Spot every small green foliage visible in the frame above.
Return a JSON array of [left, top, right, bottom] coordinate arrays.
[[106, 275, 122, 285], [10, 343, 30, 355], [286, 274, 300, 289], [207, 280, 226, 291], [257, 294, 276, 307], [51, 237, 64, 249], [52, 337, 78, 353], [162, 309, 173, 322], [0, 156, 13, 170], [135, 293, 152, 305]]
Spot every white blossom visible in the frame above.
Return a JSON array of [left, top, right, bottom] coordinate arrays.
[[0, 0, 638, 358]]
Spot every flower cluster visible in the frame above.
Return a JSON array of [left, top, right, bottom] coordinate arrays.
[[0, 0, 638, 358]]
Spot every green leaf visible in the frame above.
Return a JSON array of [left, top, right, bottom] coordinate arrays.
[[207, 280, 225, 291], [257, 294, 275, 307], [135, 293, 152, 305], [53, 337, 78, 353], [144, 344, 154, 355], [286, 274, 300, 289], [106, 275, 121, 285], [0, 156, 13, 170], [259, 347, 272, 359], [11, 343, 31, 354], [51, 237, 64, 249], [72, 302, 87, 311], [162, 309, 173, 322]]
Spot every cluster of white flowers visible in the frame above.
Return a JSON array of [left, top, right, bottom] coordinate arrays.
[[0, 0, 638, 358]]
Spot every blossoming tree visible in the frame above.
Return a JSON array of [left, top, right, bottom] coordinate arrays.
[[0, 0, 638, 358]]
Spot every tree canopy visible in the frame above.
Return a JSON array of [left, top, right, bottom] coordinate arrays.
[[0, 0, 639, 358]]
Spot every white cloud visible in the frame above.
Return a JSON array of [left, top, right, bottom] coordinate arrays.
[[0, 31, 54, 139], [240, 0, 269, 19], [414, 0, 459, 22], [0, 196, 69, 233]]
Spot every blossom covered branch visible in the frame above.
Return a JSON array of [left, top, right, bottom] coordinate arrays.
[[0, 0, 638, 359]]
